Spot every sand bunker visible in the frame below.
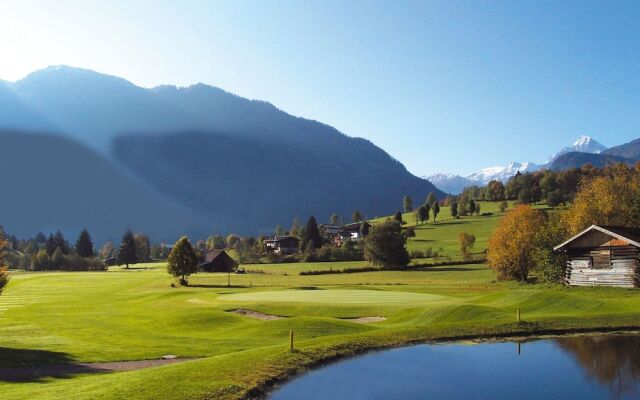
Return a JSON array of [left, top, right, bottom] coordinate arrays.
[[230, 308, 285, 320]]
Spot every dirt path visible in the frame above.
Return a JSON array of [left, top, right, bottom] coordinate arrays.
[[0, 357, 195, 382]]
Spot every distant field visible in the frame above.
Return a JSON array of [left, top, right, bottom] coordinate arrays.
[[371, 200, 515, 258], [2, 259, 640, 399]]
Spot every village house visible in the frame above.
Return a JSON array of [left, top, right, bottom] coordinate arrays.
[[199, 249, 236, 272], [264, 236, 300, 255], [554, 225, 640, 288], [342, 222, 370, 240], [319, 224, 342, 235]]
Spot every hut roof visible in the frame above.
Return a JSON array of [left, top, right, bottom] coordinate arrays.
[[554, 225, 640, 251], [203, 249, 227, 263]]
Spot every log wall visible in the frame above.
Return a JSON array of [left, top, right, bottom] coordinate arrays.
[[565, 246, 639, 288]]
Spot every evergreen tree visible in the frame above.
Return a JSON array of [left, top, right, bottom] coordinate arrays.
[[74, 229, 94, 258], [117, 230, 137, 268], [499, 200, 508, 213], [275, 225, 285, 237], [394, 211, 403, 224], [416, 206, 428, 224], [352, 211, 363, 223], [433, 202, 440, 222], [451, 202, 458, 218], [167, 236, 199, 286], [360, 221, 370, 237], [403, 195, 413, 213], [475, 202, 481, 215], [469, 200, 476, 216], [34, 232, 47, 244], [302, 216, 322, 249], [46, 231, 70, 256]]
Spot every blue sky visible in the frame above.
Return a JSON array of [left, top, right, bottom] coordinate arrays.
[[2, 0, 640, 176]]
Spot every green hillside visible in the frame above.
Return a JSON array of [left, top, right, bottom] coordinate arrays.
[[371, 201, 515, 258]]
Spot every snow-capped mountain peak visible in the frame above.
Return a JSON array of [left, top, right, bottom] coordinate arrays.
[[466, 161, 539, 184], [548, 135, 606, 162], [424, 135, 607, 194]]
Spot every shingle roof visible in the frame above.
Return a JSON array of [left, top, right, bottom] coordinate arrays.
[[203, 249, 226, 262], [554, 225, 640, 251]]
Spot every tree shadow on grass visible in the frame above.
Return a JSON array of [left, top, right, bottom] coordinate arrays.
[[187, 284, 250, 289], [410, 266, 476, 272], [0, 347, 105, 382]]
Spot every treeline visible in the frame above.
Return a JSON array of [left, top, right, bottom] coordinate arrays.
[[458, 164, 617, 207], [487, 163, 640, 283], [0, 227, 162, 271]]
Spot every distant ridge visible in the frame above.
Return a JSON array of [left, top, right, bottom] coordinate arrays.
[[426, 135, 610, 193], [0, 66, 443, 238]]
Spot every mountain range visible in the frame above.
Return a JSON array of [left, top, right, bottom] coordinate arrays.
[[427, 136, 615, 194], [0, 66, 442, 243]]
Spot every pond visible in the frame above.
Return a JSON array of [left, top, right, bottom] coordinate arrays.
[[269, 334, 640, 400]]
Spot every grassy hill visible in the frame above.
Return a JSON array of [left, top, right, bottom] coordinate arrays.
[[371, 201, 515, 258], [2, 255, 640, 399]]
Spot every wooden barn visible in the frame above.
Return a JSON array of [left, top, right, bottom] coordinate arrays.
[[554, 225, 640, 288], [199, 249, 236, 272]]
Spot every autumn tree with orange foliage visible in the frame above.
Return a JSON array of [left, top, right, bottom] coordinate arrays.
[[488, 205, 547, 282], [563, 164, 640, 234]]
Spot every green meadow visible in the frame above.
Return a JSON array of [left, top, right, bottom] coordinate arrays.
[[1, 201, 640, 399]]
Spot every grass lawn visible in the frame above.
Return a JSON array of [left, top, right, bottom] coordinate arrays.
[[2, 260, 640, 399], [0, 201, 627, 399]]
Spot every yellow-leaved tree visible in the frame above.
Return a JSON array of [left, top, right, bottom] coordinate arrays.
[[488, 205, 546, 282], [563, 164, 640, 235]]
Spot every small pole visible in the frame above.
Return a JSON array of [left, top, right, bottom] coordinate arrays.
[[227, 271, 231, 287], [516, 308, 521, 323], [517, 341, 521, 355], [290, 330, 294, 351]]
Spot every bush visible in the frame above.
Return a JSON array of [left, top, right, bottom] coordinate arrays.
[[30, 249, 105, 271], [410, 249, 425, 259]]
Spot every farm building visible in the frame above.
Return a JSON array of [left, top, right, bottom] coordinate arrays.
[[342, 222, 370, 239], [264, 236, 300, 255], [554, 225, 640, 288], [199, 249, 236, 272]]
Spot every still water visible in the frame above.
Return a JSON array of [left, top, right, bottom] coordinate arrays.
[[270, 334, 640, 400]]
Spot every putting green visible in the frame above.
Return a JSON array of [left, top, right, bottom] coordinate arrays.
[[218, 289, 447, 304]]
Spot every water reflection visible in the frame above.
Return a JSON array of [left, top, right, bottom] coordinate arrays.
[[555, 335, 640, 398], [270, 334, 640, 400]]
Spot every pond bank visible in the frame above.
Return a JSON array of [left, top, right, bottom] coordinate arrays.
[[247, 324, 640, 400]]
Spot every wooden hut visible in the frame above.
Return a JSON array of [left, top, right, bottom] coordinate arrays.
[[199, 249, 236, 272], [554, 225, 640, 288]]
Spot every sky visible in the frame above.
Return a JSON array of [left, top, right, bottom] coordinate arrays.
[[2, 0, 640, 176]]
